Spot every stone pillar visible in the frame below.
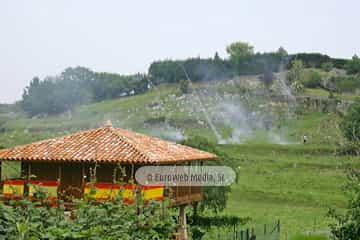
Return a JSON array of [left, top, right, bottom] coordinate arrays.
[[179, 205, 188, 240]]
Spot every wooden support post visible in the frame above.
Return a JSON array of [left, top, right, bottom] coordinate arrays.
[[179, 205, 188, 240], [24, 162, 31, 196], [81, 164, 85, 185], [27, 162, 31, 181], [81, 164, 85, 198], [58, 164, 62, 182]]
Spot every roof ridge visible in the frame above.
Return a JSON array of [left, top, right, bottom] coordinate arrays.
[[107, 127, 152, 163]]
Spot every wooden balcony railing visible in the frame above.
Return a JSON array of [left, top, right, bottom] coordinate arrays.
[[169, 186, 202, 205]]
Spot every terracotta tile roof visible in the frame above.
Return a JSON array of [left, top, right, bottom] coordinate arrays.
[[0, 125, 216, 164]]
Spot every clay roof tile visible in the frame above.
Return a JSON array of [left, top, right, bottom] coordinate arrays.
[[0, 126, 216, 164]]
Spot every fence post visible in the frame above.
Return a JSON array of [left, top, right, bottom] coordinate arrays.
[[246, 229, 249, 240], [264, 223, 266, 235], [233, 224, 237, 240], [277, 219, 280, 233]]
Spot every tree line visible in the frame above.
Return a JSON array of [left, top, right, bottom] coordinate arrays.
[[22, 67, 149, 116], [21, 42, 359, 116]]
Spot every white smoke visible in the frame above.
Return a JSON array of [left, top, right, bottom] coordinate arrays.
[[216, 103, 252, 143], [215, 101, 292, 144], [146, 123, 185, 142]]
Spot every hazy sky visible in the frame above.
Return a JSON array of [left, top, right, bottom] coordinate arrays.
[[0, 0, 359, 103]]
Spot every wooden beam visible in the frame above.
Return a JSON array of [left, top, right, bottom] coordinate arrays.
[[27, 162, 31, 181], [58, 164, 62, 184], [179, 205, 188, 240], [81, 164, 85, 198]]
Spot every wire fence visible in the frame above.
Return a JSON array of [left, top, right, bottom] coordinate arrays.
[[204, 220, 280, 240]]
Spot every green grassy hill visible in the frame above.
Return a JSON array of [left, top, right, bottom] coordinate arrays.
[[0, 81, 358, 239]]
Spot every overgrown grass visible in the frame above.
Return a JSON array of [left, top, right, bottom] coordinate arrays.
[[219, 142, 354, 239], [304, 88, 360, 101], [290, 234, 328, 240]]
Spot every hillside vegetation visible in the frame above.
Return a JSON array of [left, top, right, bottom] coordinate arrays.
[[1, 77, 359, 240], [1, 43, 360, 239]]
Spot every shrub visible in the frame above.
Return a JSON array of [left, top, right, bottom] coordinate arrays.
[[329, 168, 360, 240], [346, 55, 360, 74], [336, 141, 360, 156], [287, 60, 304, 84], [302, 69, 323, 88], [0, 195, 176, 240], [321, 62, 334, 72], [340, 100, 360, 142], [332, 76, 360, 92], [179, 79, 190, 94]]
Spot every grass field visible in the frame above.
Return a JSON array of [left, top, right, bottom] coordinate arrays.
[[290, 235, 328, 240], [0, 83, 358, 240], [221, 143, 353, 239], [304, 88, 360, 101]]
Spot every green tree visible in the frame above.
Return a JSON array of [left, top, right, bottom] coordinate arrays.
[[21, 67, 150, 116], [341, 100, 360, 142], [277, 46, 288, 58], [226, 41, 254, 73], [287, 59, 304, 84], [346, 54, 360, 74], [261, 65, 274, 89], [303, 69, 322, 88], [290, 80, 305, 93], [214, 52, 221, 62], [179, 79, 190, 94], [22, 77, 57, 116], [329, 168, 360, 240], [321, 61, 334, 72]]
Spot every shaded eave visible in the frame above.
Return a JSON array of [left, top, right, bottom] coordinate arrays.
[[0, 156, 216, 164]]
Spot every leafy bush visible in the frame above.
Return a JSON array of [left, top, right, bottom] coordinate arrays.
[[336, 141, 360, 156], [302, 69, 322, 88], [346, 55, 360, 74], [190, 215, 249, 228], [0, 195, 176, 240], [340, 100, 360, 142], [287, 60, 304, 85], [179, 79, 190, 94], [329, 168, 360, 240], [331, 76, 360, 92], [321, 62, 334, 72], [190, 215, 250, 240]]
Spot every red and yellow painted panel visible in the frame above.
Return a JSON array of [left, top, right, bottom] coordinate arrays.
[[84, 183, 122, 200], [84, 183, 164, 203], [142, 185, 164, 201], [29, 180, 59, 200], [2, 180, 25, 198]]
